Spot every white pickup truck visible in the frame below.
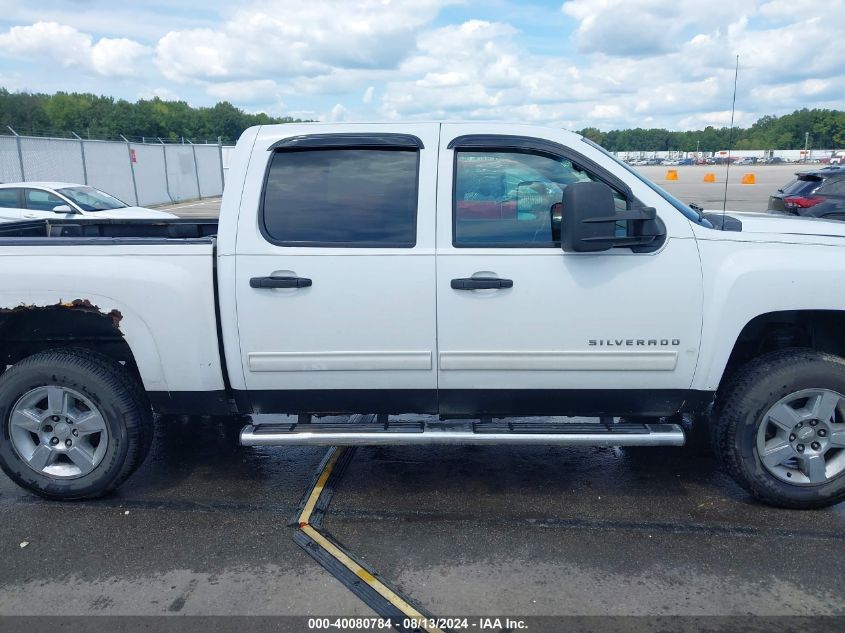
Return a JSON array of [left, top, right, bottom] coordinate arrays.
[[2, 122, 845, 509]]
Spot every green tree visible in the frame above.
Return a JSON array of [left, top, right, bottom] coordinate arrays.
[[0, 90, 310, 142], [578, 127, 605, 145], [581, 108, 845, 152], [1, 90, 842, 150]]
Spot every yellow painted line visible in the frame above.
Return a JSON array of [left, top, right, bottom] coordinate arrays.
[[301, 525, 444, 633], [298, 447, 444, 633], [298, 447, 343, 527]]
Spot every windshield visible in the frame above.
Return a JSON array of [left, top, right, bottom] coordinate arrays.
[[57, 186, 127, 211], [580, 137, 714, 228]]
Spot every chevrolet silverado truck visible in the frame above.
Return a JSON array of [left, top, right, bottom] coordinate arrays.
[[2, 122, 845, 509]]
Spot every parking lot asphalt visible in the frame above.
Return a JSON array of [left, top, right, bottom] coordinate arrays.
[[155, 197, 223, 218], [2, 415, 844, 625], [636, 164, 801, 212], [159, 164, 803, 220]]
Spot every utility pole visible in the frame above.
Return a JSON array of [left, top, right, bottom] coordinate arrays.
[[804, 131, 810, 163]]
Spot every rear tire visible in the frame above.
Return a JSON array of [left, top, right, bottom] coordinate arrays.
[[0, 348, 152, 500], [714, 349, 845, 509]]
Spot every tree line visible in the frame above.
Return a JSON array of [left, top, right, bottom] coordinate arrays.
[[1, 90, 843, 150], [0, 89, 307, 143], [579, 108, 845, 152]]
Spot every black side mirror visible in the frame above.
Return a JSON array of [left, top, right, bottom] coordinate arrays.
[[561, 181, 665, 253], [561, 181, 618, 252]]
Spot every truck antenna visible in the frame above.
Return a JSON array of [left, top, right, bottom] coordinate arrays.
[[721, 54, 739, 227]]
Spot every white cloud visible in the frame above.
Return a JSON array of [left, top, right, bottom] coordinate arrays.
[[381, 20, 536, 118], [156, 28, 231, 81], [285, 69, 395, 98], [154, 0, 456, 83], [378, 1, 845, 129], [589, 104, 621, 120], [758, 0, 844, 21], [677, 110, 754, 130], [326, 103, 350, 121], [561, 0, 758, 57], [380, 19, 616, 122], [90, 37, 148, 76], [138, 87, 181, 101], [205, 79, 282, 104], [749, 78, 841, 104], [732, 16, 845, 84], [0, 21, 148, 77], [0, 0, 222, 42], [0, 1, 843, 131]]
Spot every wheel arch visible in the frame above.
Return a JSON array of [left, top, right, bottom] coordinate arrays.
[[708, 310, 845, 394], [0, 296, 166, 392]]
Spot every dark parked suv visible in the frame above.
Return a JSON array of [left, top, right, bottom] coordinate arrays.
[[768, 167, 845, 219]]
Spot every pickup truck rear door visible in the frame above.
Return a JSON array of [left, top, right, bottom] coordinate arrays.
[[434, 124, 703, 416], [232, 124, 440, 413]]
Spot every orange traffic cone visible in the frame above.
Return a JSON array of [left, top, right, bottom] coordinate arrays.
[[703, 173, 716, 183], [666, 169, 678, 180], [741, 173, 756, 185]]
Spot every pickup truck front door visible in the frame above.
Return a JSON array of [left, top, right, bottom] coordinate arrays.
[[435, 127, 703, 417], [233, 124, 440, 413]]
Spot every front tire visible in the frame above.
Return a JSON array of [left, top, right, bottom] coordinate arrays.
[[0, 349, 152, 500], [715, 349, 845, 509]]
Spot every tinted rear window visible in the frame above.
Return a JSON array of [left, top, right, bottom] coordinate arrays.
[[780, 177, 821, 196], [261, 149, 418, 247]]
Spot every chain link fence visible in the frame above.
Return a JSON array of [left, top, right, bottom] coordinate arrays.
[[0, 130, 226, 207]]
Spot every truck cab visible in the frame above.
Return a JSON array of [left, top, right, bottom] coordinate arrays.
[[218, 123, 704, 418]]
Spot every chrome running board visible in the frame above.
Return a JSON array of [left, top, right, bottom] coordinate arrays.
[[239, 419, 685, 447]]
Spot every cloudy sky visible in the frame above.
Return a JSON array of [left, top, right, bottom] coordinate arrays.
[[0, 0, 842, 130]]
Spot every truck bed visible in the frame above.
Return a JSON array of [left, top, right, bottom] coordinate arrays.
[[0, 218, 218, 242], [0, 216, 225, 400]]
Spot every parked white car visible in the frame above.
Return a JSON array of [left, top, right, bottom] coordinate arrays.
[[0, 182, 176, 222]]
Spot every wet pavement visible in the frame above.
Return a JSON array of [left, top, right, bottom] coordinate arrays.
[[1, 414, 844, 625]]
